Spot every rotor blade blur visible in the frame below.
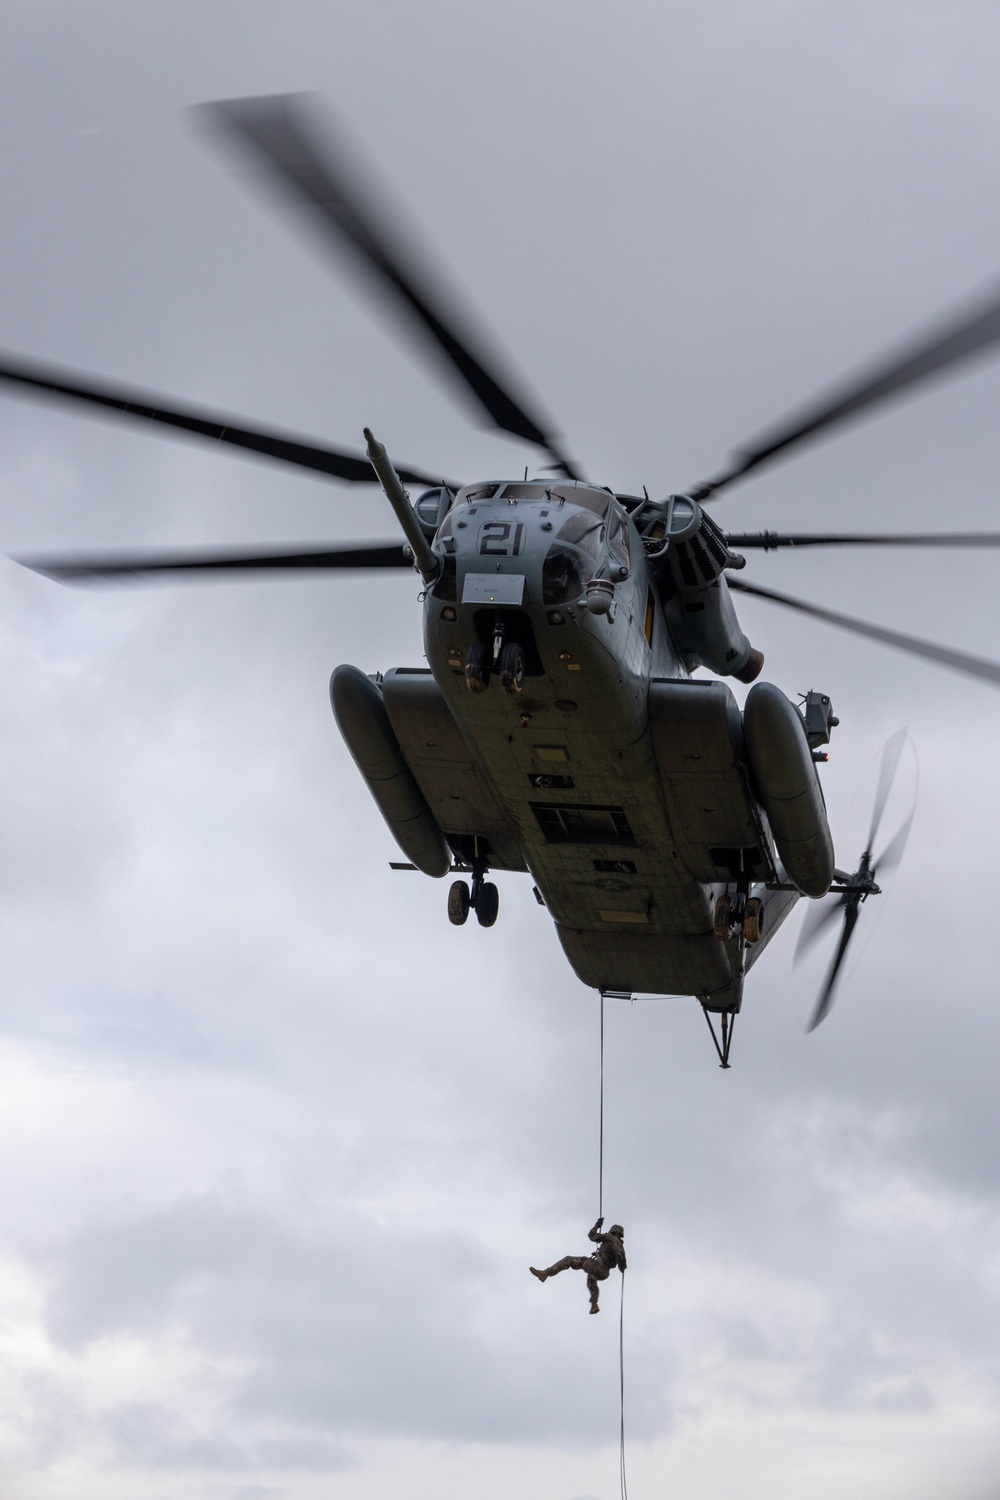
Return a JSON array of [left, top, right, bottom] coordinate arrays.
[[867, 728, 909, 855], [806, 902, 860, 1033], [726, 531, 1000, 550], [728, 576, 1000, 688], [15, 541, 413, 584], [794, 893, 844, 963], [693, 283, 1000, 500], [0, 353, 453, 489], [874, 809, 915, 875], [197, 94, 582, 479]]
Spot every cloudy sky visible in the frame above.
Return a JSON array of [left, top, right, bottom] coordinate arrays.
[[1, 2, 1000, 1497]]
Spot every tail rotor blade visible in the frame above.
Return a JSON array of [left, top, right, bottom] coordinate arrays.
[[806, 902, 861, 1032], [795, 893, 845, 963], [867, 728, 909, 855], [874, 809, 915, 875]]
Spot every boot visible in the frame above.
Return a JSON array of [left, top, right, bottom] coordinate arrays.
[[589, 1301, 600, 1314], [530, 1267, 548, 1282]]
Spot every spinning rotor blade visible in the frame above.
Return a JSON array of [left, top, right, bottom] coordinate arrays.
[[198, 94, 582, 479], [15, 540, 413, 584], [874, 810, 914, 875], [0, 353, 452, 489], [729, 576, 1000, 687], [693, 284, 1000, 501], [726, 530, 1000, 550], [806, 902, 861, 1032], [867, 727, 908, 855], [795, 893, 844, 962]]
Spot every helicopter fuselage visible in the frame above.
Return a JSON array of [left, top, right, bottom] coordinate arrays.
[[333, 479, 832, 1016]]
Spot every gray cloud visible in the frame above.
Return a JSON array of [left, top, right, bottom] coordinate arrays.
[[1, 2, 1000, 1497]]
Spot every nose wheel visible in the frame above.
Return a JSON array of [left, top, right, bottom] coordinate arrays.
[[497, 641, 525, 694], [465, 640, 492, 693]]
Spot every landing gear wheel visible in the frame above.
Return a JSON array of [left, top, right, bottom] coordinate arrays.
[[448, 879, 471, 925], [475, 881, 499, 927], [713, 895, 732, 942], [743, 896, 765, 944], [464, 640, 492, 694], [497, 641, 525, 694]]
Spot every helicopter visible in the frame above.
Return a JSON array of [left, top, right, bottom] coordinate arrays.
[[5, 93, 1000, 1067]]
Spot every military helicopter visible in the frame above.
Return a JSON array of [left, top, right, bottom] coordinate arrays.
[[5, 94, 1000, 1066]]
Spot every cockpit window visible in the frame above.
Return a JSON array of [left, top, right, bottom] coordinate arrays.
[[495, 482, 550, 500], [452, 480, 613, 514], [606, 507, 630, 569], [553, 485, 612, 517], [542, 511, 606, 605], [454, 483, 502, 506], [556, 510, 603, 555]]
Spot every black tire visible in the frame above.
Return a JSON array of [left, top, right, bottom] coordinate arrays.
[[475, 881, 500, 927], [498, 641, 525, 694], [448, 879, 471, 925], [465, 639, 492, 693], [713, 895, 731, 942], [743, 897, 765, 944]]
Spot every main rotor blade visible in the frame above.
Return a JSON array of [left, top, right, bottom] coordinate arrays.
[[197, 94, 582, 479], [726, 530, 1000, 550], [14, 540, 413, 584], [729, 576, 1000, 688], [806, 901, 860, 1032], [693, 284, 1000, 501], [0, 353, 452, 489], [867, 728, 909, 855]]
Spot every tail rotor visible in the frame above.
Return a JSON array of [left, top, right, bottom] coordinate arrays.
[[796, 729, 915, 1032]]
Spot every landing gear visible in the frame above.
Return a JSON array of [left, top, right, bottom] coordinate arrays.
[[497, 641, 525, 694], [713, 890, 765, 944], [464, 640, 492, 693], [475, 881, 499, 927], [447, 853, 500, 927], [448, 879, 471, 925], [743, 897, 765, 944], [465, 617, 526, 696]]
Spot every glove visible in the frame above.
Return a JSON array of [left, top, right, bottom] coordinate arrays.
[[595, 1216, 604, 1230]]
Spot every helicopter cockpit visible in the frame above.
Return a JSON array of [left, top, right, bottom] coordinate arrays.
[[425, 480, 630, 609]]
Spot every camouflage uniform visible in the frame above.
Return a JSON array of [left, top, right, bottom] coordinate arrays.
[[530, 1219, 626, 1313]]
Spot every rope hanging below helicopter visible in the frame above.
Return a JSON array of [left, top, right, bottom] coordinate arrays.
[[598, 991, 629, 1500]]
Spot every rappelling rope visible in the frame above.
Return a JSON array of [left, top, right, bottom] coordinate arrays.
[[619, 1268, 629, 1500], [600, 991, 629, 1500], [598, 990, 605, 1222]]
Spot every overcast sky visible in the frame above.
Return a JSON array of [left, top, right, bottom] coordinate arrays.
[[1, 3, 1000, 1498]]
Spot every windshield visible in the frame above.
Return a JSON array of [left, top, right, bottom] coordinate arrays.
[[542, 508, 606, 605], [452, 481, 613, 515]]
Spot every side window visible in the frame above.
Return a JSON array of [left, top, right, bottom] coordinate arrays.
[[607, 508, 630, 570]]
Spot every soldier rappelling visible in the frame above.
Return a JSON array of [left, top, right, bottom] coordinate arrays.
[[530, 1217, 627, 1313]]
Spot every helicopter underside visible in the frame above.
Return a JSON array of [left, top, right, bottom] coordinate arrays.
[[346, 663, 802, 1012]]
